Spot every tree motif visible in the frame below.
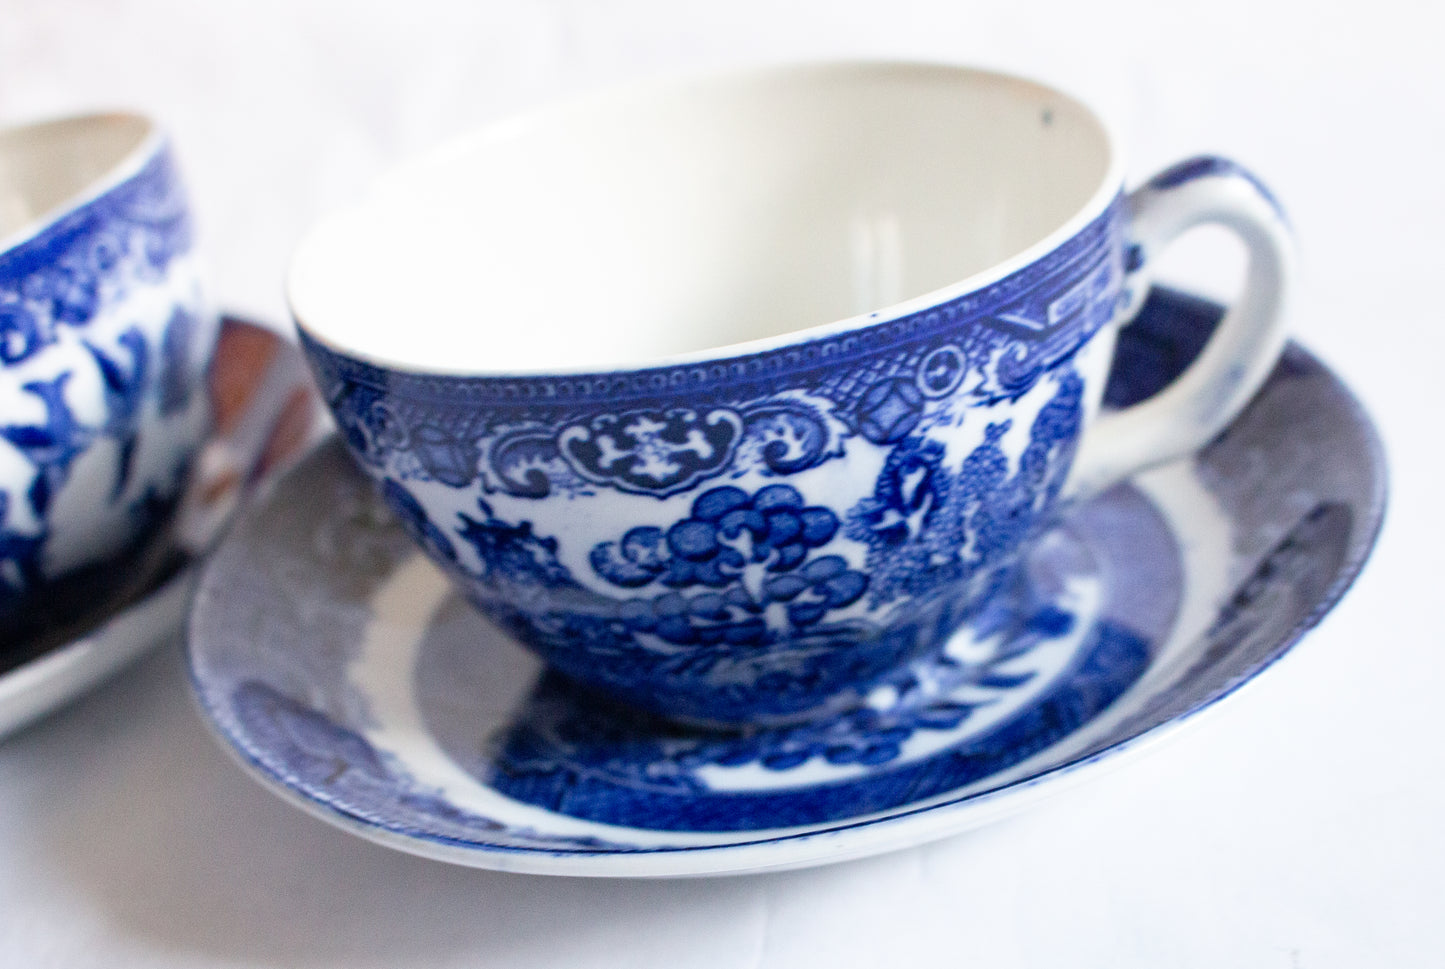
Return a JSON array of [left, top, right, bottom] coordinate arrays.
[[847, 370, 1084, 606], [590, 484, 867, 648], [457, 497, 575, 592]]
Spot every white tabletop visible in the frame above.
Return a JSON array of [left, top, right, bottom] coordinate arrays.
[[2, 2, 1440, 966]]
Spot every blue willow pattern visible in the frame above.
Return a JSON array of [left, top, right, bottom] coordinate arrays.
[[301, 199, 1126, 722], [0, 146, 207, 621]]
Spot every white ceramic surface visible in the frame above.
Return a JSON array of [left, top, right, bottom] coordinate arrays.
[[0, 2, 1436, 963], [0, 316, 320, 742], [289, 62, 1295, 727], [0, 112, 217, 618], [188, 291, 1384, 876]]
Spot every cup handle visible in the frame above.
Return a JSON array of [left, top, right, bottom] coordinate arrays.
[[1068, 156, 1295, 496]]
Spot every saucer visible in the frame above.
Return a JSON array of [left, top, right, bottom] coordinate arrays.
[[186, 288, 1386, 876], [0, 317, 320, 741]]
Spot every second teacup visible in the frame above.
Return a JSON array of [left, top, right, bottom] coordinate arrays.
[[0, 113, 219, 642], [292, 62, 1293, 726]]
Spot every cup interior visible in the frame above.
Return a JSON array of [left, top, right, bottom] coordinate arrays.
[[290, 62, 1114, 374], [0, 113, 154, 246]]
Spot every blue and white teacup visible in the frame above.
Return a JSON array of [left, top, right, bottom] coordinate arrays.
[[0, 113, 218, 640], [292, 62, 1293, 727]]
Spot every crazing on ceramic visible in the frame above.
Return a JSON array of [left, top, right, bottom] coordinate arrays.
[[0, 127, 217, 622], [189, 289, 1388, 876]]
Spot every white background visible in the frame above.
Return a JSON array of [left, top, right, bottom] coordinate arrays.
[[2, 1, 1442, 966]]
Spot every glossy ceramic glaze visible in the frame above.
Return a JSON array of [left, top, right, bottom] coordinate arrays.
[[293, 63, 1294, 724], [189, 289, 1387, 875], [0, 113, 218, 639], [0, 316, 319, 741]]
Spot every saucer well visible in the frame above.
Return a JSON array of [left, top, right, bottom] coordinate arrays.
[[0, 318, 319, 741], [186, 288, 1386, 876]]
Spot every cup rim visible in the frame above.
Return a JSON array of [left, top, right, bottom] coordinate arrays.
[[290, 59, 1128, 378], [0, 110, 165, 256]]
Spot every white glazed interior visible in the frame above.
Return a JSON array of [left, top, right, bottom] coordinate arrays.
[[0, 113, 155, 247], [290, 62, 1119, 374]]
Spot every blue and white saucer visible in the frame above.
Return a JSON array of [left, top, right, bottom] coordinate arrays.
[[186, 289, 1386, 877]]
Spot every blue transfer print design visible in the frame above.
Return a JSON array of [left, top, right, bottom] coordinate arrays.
[[0, 144, 212, 629], [1, 375, 89, 522], [421, 485, 893, 724], [455, 492, 863, 722], [324, 362, 1093, 724], [228, 680, 625, 851], [0, 147, 194, 362], [560, 408, 745, 497], [847, 372, 1083, 607], [590, 484, 857, 601], [301, 198, 1125, 485], [421, 424, 1083, 727], [187, 289, 1388, 861], [299, 196, 1127, 722], [432, 478, 1179, 832], [487, 621, 1150, 831]]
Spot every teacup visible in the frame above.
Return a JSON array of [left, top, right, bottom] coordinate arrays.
[[291, 62, 1292, 727], [0, 113, 218, 640]]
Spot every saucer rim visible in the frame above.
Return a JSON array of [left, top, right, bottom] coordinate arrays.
[[186, 293, 1388, 876]]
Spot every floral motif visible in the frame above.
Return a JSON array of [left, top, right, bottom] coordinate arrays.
[[187, 288, 1386, 856], [0, 148, 193, 363]]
